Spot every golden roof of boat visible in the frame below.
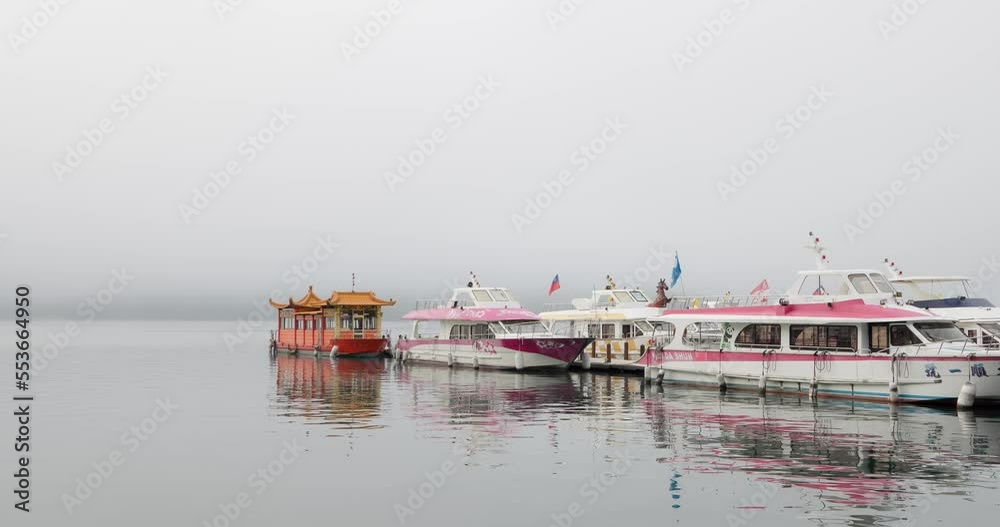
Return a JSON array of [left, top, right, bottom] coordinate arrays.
[[269, 286, 396, 309]]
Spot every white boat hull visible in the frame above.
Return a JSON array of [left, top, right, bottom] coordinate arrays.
[[397, 338, 591, 370], [640, 349, 1000, 404]]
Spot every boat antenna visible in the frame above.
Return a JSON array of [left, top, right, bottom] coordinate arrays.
[[807, 231, 829, 270], [352, 273, 356, 292], [883, 258, 903, 277]]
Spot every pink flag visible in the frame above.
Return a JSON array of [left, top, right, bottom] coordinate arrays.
[[750, 279, 769, 296]]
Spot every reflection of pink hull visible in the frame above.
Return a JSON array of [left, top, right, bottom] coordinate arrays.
[[639, 349, 1000, 404], [397, 338, 592, 370]]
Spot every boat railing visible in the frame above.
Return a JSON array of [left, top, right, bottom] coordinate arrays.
[[666, 295, 770, 309]]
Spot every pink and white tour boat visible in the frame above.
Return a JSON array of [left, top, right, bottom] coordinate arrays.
[[396, 281, 593, 370], [638, 283, 1000, 406]]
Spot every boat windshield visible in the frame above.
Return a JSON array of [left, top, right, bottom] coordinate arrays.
[[630, 291, 649, 302], [979, 322, 1000, 337], [869, 273, 896, 294], [914, 322, 968, 343], [895, 280, 973, 301], [501, 321, 550, 337]]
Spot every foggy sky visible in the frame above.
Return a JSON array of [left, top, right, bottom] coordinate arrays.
[[2, 0, 999, 320]]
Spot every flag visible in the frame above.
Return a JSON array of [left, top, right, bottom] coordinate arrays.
[[548, 274, 561, 296], [670, 253, 682, 288], [750, 279, 769, 296]]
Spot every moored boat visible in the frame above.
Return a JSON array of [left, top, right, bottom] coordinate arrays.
[[269, 286, 396, 357], [884, 259, 1000, 349], [539, 277, 675, 367], [396, 282, 593, 370], [639, 299, 1000, 406]]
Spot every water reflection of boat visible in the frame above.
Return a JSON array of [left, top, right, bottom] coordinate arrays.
[[272, 353, 384, 430], [640, 389, 1000, 512]]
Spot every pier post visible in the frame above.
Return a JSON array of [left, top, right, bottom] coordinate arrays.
[[591, 341, 597, 358], [605, 343, 612, 363], [623, 342, 629, 361]]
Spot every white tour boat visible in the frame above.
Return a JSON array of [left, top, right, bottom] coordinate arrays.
[[884, 259, 1000, 350], [396, 283, 593, 370], [638, 297, 1000, 406], [539, 277, 674, 364]]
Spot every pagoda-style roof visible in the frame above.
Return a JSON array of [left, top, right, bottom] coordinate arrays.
[[270, 286, 396, 310]]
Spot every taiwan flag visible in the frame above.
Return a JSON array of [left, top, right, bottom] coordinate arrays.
[[548, 275, 561, 296]]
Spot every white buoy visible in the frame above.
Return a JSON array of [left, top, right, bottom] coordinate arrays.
[[581, 352, 591, 371], [757, 375, 767, 395], [888, 381, 899, 404], [958, 382, 977, 409], [473, 356, 480, 369], [717, 374, 727, 393], [514, 351, 524, 371], [448, 352, 455, 368], [330, 345, 339, 359], [656, 368, 665, 385], [644, 365, 653, 383]]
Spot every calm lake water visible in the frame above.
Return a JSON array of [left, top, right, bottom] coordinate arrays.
[[5, 321, 1000, 526]]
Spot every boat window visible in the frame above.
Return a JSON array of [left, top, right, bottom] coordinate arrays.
[[341, 313, 351, 329], [797, 275, 850, 296], [449, 324, 472, 339], [890, 325, 922, 346], [471, 324, 493, 339], [848, 274, 878, 295], [735, 324, 782, 348], [622, 323, 633, 339], [652, 322, 676, 342], [914, 322, 967, 343], [472, 290, 493, 302], [634, 320, 654, 335], [630, 291, 649, 302], [596, 293, 614, 307], [682, 322, 723, 349], [325, 316, 336, 329], [870, 324, 889, 352], [869, 273, 896, 294], [614, 292, 634, 303], [979, 323, 1000, 337], [894, 280, 972, 301], [790, 325, 857, 352], [489, 289, 509, 301]]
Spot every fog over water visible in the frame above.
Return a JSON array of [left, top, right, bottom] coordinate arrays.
[[2, 1, 999, 320]]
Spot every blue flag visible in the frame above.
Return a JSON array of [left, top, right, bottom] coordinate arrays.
[[670, 253, 682, 288]]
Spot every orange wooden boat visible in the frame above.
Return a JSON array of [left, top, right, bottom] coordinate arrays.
[[269, 286, 396, 357]]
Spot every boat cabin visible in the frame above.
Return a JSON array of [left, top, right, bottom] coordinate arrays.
[[890, 275, 1000, 349], [786, 269, 900, 305], [653, 301, 972, 356], [270, 286, 396, 351]]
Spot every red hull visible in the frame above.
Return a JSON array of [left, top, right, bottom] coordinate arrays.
[[275, 338, 388, 357]]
